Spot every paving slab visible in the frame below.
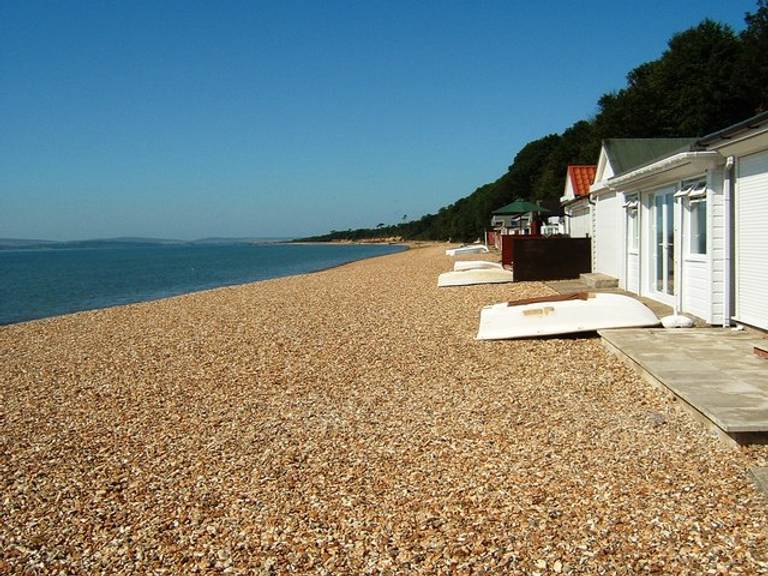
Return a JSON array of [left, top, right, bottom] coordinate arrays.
[[599, 328, 768, 436], [579, 272, 618, 289], [751, 467, 768, 499]]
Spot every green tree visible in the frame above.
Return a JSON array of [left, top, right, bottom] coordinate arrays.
[[595, 20, 745, 138], [738, 0, 768, 111]]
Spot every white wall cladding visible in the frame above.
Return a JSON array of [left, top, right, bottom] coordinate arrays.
[[594, 191, 620, 278], [735, 150, 768, 330], [626, 252, 640, 293], [708, 168, 726, 325], [682, 259, 710, 320], [569, 204, 591, 238]]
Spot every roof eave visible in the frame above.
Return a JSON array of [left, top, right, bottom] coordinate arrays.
[[560, 195, 589, 207], [589, 180, 610, 195], [697, 110, 768, 146], [606, 151, 722, 190]]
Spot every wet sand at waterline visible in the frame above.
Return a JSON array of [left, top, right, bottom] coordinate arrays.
[[1, 244, 766, 574]]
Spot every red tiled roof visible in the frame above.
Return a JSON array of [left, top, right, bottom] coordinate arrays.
[[567, 165, 597, 197]]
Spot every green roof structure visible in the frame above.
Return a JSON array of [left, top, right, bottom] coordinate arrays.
[[604, 138, 698, 176], [492, 199, 550, 215]]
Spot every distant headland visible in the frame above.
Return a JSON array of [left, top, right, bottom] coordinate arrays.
[[0, 237, 292, 251]]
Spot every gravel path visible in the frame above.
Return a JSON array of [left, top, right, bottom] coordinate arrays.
[[1, 245, 766, 574]]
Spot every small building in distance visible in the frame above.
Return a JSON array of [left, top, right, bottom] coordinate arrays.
[[491, 203, 530, 235], [490, 199, 549, 237], [560, 165, 596, 238]]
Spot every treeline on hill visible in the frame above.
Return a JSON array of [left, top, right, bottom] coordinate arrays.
[[301, 2, 768, 243]]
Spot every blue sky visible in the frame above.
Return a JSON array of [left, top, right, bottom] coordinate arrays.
[[0, 1, 758, 240]]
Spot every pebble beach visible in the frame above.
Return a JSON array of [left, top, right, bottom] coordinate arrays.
[[1, 244, 767, 574]]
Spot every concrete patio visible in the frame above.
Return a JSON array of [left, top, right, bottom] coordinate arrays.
[[600, 328, 768, 445]]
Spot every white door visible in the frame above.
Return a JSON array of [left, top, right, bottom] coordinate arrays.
[[625, 201, 640, 294], [595, 192, 619, 277], [736, 150, 768, 330], [651, 188, 675, 305]]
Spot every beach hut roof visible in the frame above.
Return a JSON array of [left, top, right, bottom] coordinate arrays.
[[492, 199, 550, 215], [566, 165, 597, 198], [603, 138, 697, 176]]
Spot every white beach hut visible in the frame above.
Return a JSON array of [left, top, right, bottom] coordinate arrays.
[[588, 112, 768, 330], [698, 111, 768, 331], [600, 142, 725, 323], [588, 139, 697, 283], [560, 165, 596, 238]]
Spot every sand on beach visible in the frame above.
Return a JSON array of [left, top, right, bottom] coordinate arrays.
[[1, 244, 766, 574]]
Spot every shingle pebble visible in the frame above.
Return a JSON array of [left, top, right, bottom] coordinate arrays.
[[1, 244, 766, 574]]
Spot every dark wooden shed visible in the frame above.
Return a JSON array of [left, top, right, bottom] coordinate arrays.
[[501, 236, 591, 281]]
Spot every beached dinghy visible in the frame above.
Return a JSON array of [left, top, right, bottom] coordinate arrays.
[[445, 244, 489, 256], [438, 268, 514, 287], [453, 260, 504, 272], [476, 292, 659, 340]]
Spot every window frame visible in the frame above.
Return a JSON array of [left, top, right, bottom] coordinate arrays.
[[624, 194, 640, 254], [681, 178, 708, 260]]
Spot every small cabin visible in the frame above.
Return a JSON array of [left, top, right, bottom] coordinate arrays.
[[560, 165, 596, 238]]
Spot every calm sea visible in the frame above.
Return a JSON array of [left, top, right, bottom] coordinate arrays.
[[0, 242, 405, 325]]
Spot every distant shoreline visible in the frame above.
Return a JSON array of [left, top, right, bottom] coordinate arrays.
[[287, 238, 406, 246], [0, 237, 293, 251], [0, 236, 412, 251]]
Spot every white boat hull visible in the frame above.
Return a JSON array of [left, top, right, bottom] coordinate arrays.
[[438, 268, 514, 287], [477, 292, 659, 340], [453, 260, 504, 272], [445, 245, 489, 256]]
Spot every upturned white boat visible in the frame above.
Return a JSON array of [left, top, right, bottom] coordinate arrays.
[[438, 268, 514, 287], [453, 260, 504, 272], [445, 244, 489, 256], [476, 292, 659, 340]]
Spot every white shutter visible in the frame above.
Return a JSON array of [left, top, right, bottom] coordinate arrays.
[[736, 150, 768, 330]]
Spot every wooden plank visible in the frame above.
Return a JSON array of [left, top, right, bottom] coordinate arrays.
[[507, 292, 590, 307]]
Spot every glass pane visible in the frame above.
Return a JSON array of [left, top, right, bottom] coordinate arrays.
[[690, 201, 707, 254], [633, 210, 639, 250], [666, 194, 674, 295], [626, 195, 639, 252], [655, 195, 663, 292]]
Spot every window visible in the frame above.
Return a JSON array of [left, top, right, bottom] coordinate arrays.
[[625, 195, 639, 252], [629, 210, 639, 251], [678, 179, 707, 256], [689, 198, 707, 255]]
